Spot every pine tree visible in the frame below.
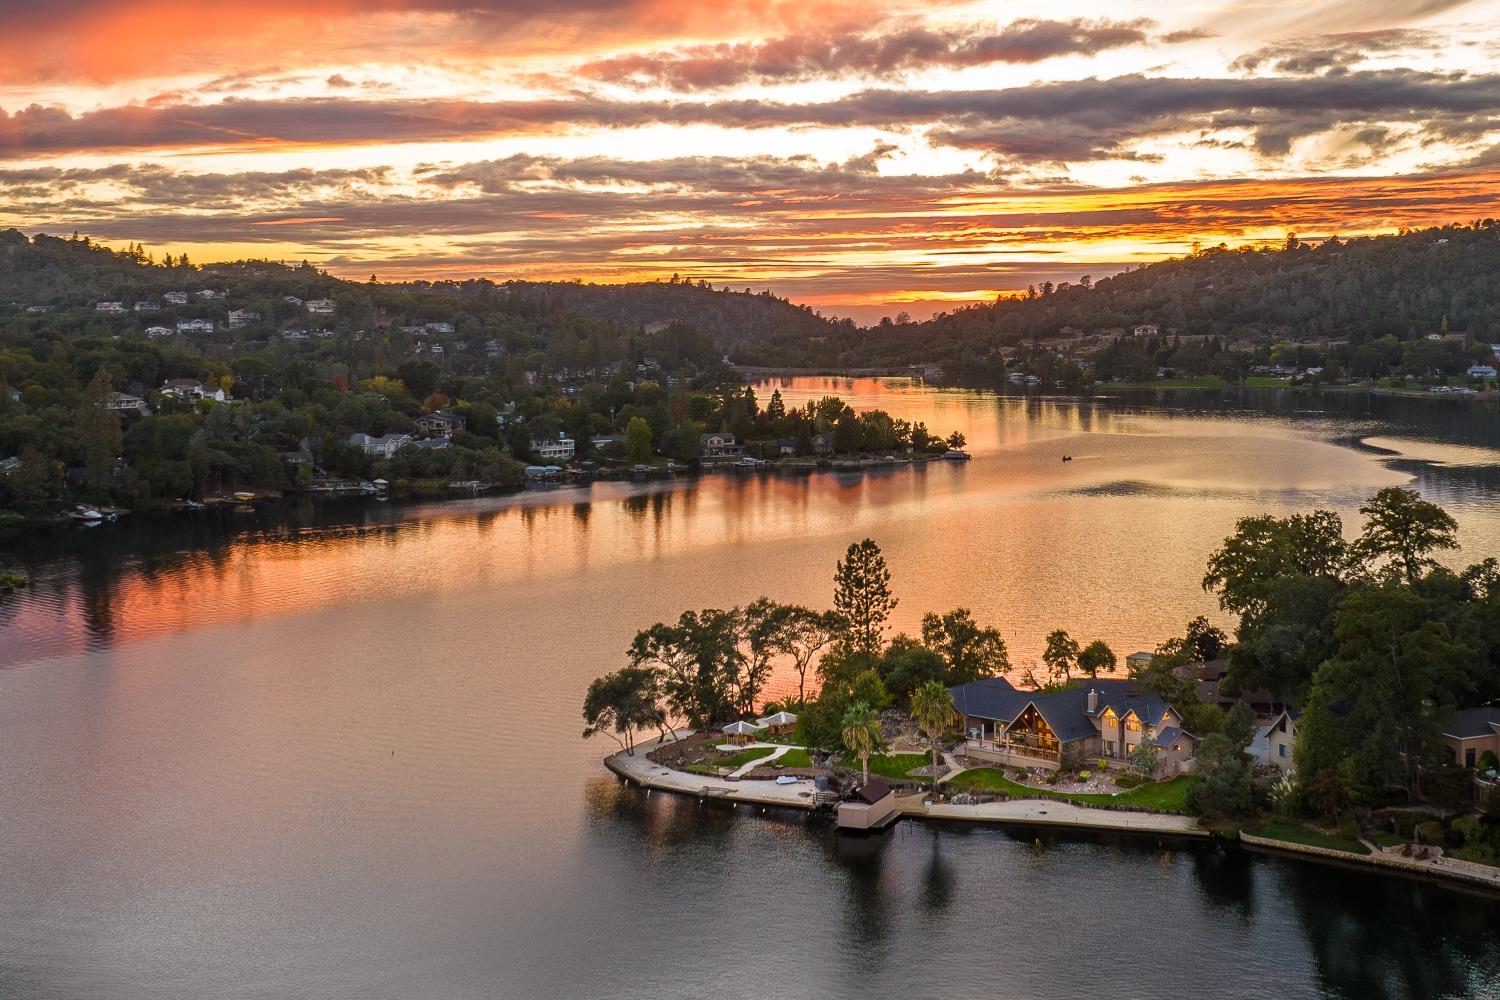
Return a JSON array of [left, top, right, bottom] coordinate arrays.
[[833, 538, 897, 658]]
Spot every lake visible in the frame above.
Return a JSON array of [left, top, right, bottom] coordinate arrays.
[[1, 380, 1498, 999]]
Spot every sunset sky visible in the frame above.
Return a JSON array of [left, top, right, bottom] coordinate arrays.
[[2, 0, 1498, 321]]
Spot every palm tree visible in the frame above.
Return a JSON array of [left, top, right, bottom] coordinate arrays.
[[841, 701, 883, 786], [910, 680, 956, 793]]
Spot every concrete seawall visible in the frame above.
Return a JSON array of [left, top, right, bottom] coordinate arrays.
[[1240, 832, 1500, 893]]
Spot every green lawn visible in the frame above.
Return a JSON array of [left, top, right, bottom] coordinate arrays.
[[1250, 821, 1370, 856], [715, 746, 777, 769], [947, 769, 1193, 813], [842, 752, 932, 779], [1368, 831, 1407, 848], [777, 748, 813, 768], [1244, 376, 1293, 387]]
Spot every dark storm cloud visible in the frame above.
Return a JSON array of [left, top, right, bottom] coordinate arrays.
[[569, 18, 1158, 90], [4, 69, 1496, 164], [1230, 29, 1441, 75]]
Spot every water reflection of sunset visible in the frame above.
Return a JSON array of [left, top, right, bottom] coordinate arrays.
[[8, 383, 1497, 688]]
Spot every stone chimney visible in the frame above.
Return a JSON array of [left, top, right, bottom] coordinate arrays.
[[1087, 688, 1098, 713]]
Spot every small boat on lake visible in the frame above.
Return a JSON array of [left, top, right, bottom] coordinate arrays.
[[943, 450, 971, 461], [232, 491, 256, 503]]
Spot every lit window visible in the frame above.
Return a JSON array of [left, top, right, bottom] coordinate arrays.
[[1126, 719, 1141, 732]]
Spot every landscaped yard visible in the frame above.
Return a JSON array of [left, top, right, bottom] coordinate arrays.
[[1250, 821, 1370, 856], [777, 748, 813, 768], [843, 752, 932, 779], [715, 746, 777, 769], [947, 769, 1194, 813], [1367, 831, 1407, 849]]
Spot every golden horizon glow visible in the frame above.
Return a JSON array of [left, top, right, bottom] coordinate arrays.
[[3, 0, 1497, 320]]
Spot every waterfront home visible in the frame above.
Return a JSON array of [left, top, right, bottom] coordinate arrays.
[[776, 437, 797, 456], [1262, 708, 1299, 771], [700, 431, 742, 458], [837, 777, 899, 831], [348, 432, 415, 458], [950, 677, 1194, 773], [415, 410, 466, 438], [757, 710, 798, 735], [1194, 659, 1280, 716], [532, 433, 575, 462], [1440, 706, 1500, 769], [722, 720, 764, 746], [812, 432, 835, 455]]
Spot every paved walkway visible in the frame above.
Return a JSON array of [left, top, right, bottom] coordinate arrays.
[[908, 795, 1208, 837], [728, 744, 791, 778], [605, 731, 821, 809]]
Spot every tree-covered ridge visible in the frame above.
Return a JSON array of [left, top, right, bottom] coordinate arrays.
[[820, 222, 1500, 372]]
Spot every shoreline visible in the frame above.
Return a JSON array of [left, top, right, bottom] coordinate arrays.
[[605, 737, 1500, 894]]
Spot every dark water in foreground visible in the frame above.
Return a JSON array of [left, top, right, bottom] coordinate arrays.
[[1, 382, 1499, 998]]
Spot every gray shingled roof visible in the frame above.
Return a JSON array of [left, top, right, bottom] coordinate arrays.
[[1440, 706, 1500, 740], [949, 678, 1177, 745]]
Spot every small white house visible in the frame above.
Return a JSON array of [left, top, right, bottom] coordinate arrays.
[[176, 319, 214, 333], [306, 299, 336, 315]]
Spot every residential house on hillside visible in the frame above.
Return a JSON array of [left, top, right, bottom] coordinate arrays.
[[531, 432, 575, 462], [24, 304, 52, 314], [348, 432, 414, 459], [163, 291, 189, 305], [1467, 364, 1497, 379], [144, 326, 173, 339], [197, 289, 226, 300], [228, 309, 260, 328], [283, 295, 304, 306], [1132, 323, 1160, 337], [415, 410, 465, 438], [424, 321, 454, 334], [306, 299, 336, 315], [176, 319, 214, 333], [94, 301, 125, 313], [949, 677, 1195, 774], [158, 379, 226, 403], [133, 301, 157, 312], [106, 392, 150, 415]]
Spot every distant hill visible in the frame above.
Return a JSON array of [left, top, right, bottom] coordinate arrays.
[[499, 279, 852, 365], [844, 222, 1500, 375]]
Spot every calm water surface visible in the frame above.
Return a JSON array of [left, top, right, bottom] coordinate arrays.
[[1, 381, 1498, 999]]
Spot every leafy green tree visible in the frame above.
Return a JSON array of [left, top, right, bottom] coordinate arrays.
[[1297, 580, 1477, 803], [1203, 509, 1351, 622], [841, 701, 884, 786], [1042, 629, 1079, 682], [921, 608, 1009, 683], [76, 367, 122, 492], [1186, 703, 1257, 818], [627, 609, 745, 728], [625, 416, 653, 464], [1076, 639, 1116, 679], [879, 634, 948, 706], [766, 605, 838, 706], [1355, 486, 1459, 583], [910, 680, 956, 793], [833, 538, 897, 658], [1127, 736, 1157, 777], [582, 666, 667, 755]]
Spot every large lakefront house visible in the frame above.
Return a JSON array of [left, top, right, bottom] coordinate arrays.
[[949, 677, 1196, 775]]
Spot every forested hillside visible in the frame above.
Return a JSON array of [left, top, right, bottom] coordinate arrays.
[[841, 222, 1500, 376]]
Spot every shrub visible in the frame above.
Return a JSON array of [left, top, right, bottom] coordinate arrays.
[[1337, 817, 1359, 843], [1392, 812, 1418, 838], [1416, 820, 1444, 844], [1480, 750, 1499, 773], [1096, 759, 1108, 770], [1115, 774, 1142, 789]]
